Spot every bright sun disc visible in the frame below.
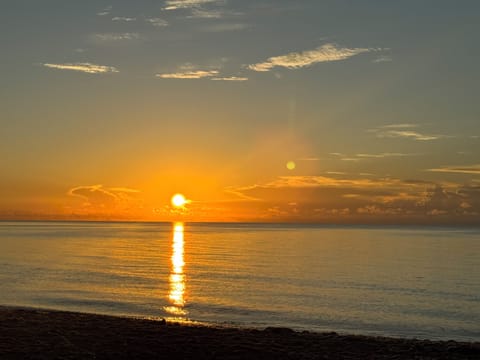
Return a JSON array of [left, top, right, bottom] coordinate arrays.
[[171, 193, 187, 207]]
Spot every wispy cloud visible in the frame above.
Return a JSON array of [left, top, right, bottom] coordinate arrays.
[[298, 157, 320, 161], [93, 33, 140, 41], [248, 43, 377, 72], [211, 76, 248, 81], [330, 152, 360, 161], [68, 185, 140, 202], [42, 62, 119, 74], [112, 17, 136, 22], [146, 18, 168, 27], [187, 8, 225, 18], [157, 62, 230, 79], [330, 150, 416, 161], [67, 185, 142, 218], [157, 69, 219, 79], [377, 130, 444, 141], [356, 153, 414, 158], [373, 55, 392, 63], [369, 124, 446, 141], [163, 0, 222, 11], [340, 158, 361, 162], [202, 23, 249, 32], [97, 6, 112, 16], [427, 165, 480, 174], [381, 123, 418, 129]]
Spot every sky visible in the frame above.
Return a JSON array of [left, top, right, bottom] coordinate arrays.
[[1, 0, 480, 224]]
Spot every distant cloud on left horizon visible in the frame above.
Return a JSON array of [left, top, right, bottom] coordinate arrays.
[[42, 62, 119, 74]]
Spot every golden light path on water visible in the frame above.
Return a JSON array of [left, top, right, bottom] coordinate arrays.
[[164, 222, 187, 317]]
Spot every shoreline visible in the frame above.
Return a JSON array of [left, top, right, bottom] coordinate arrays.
[[1, 307, 478, 359]]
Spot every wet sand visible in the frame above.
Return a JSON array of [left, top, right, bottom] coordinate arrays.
[[0, 307, 478, 359]]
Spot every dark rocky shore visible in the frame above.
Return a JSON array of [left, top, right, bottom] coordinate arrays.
[[0, 307, 478, 359]]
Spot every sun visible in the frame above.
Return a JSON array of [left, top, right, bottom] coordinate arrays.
[[171, 193, 187, 208]]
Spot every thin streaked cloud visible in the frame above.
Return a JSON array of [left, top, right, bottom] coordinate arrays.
[[93, 33, 140, 42], [201, 23, 249, 32], [356, 153, 414, 158], [427, 165, 480, 174], [187, 8, 223, 18], [163, 0, 222, 11], [211, 76, 248, 81], [146, 18, 169, 27], [112, 17, 136, 22], [373, 55, 392, 63], [68, 185, 140, 202], [42, 62, 119, 74], [97, 6, 112, 16], [298, 157, 321, 161], [187, 8, 243, 19], [157, 69, 219, 79], [248, 43, 377, 72], [369, 124, 446, 141], [381, 123, 419, 129], [329, 152, 361, 161], [376, 130, 444, 141]]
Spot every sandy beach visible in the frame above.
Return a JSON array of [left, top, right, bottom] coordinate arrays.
[[0, 307, 478, 359]]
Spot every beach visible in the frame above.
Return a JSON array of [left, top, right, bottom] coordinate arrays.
[[0, 307, 478, 359]]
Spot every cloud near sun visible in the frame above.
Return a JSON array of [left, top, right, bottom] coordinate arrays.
[[248, 43, 378, 72], [66, 185, 143, 218], [68, 185, 140, 203]]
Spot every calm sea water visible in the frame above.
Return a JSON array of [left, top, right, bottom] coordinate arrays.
[[0, 221, 479, 341]]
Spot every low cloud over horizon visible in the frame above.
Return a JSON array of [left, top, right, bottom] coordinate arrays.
[[225, 175, 480, 224]]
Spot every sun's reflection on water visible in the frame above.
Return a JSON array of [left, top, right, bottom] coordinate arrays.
[[164, 222, 187, 317]]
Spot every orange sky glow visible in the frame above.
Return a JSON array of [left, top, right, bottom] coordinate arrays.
[[1, 1, 479, 225]]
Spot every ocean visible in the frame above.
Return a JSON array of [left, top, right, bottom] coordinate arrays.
[[0, 221, 478, 341]]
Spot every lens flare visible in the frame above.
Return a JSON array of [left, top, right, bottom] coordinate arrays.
[[286, 161, 296, 170]]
